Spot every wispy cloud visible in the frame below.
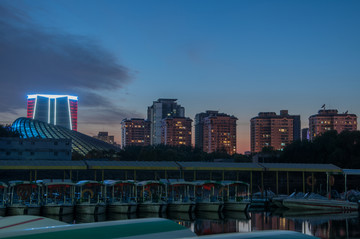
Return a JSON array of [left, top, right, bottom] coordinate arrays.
[[0, 2, 139, 125]]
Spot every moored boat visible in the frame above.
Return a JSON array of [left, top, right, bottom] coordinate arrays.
[[223, 181, 250, 211], [167, 180, 196, 213], [76, 180, 106, 214], [105, 180, 137, 214], [249, 189, 274, 209], [136, 180, 167, 213], [7, 181, 41, 216], [195, 181, 224, 212], [0, 182, 8, 216], [282, 197, 358, 211], [41, 180, 75, 215], [272, 192, 305, 208]]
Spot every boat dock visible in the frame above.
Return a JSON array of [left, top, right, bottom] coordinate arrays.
[[0, 161, 346, 196]]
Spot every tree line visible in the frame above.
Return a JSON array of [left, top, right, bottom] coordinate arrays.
[[83, 145, 252, 163], [278, 130, 360, 168], [3, 124, 360, 168]]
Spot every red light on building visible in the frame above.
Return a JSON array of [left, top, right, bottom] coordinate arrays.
[[69, 100, 78, 131], [27, 99, 36, 119]]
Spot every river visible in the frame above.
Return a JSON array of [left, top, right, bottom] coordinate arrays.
[[42, 209, 360, 238]]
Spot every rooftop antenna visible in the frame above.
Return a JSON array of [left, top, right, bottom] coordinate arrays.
[[345, 110, 348, 114], [321, 104, 326, 110]]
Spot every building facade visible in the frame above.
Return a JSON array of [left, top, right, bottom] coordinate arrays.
[[121, 118, 151, 148], [147, 99, 185, 145], [27, 94, 78, 131], [251, 110, 300, 153], [0, 137, 72, 161], [93, 132, 115, 145], [202, 113, 237, 155], [161, 117, 192, 146], [309, 109, 357, 140], [195, 110, 220, 149]]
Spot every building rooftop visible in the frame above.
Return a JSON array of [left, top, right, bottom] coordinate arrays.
[[27, 94, 78, 101], [309, 109, 357, 118], [12, 117, 119, 156]]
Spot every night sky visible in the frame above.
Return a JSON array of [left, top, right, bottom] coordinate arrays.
[[1, 0, 360, 153]]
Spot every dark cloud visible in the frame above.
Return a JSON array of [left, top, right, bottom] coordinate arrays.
[[0, 2, 133, 120]]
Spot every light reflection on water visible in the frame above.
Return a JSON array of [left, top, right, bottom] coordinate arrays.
[[44, 209, 360, 239]]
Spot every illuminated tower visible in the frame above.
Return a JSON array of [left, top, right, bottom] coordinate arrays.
[[27, 94, 78, 131]]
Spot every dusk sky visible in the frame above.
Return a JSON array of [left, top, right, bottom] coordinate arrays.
[[1, 0, 360, 153]]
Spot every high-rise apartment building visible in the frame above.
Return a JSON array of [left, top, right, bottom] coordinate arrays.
[[121, 118, 151, 148], [309, 109, 357, 140], [147, 99, 185, 145], [250, 110, 300, 153], [195, 110, 219, 149], [93, 132, 115, 145], [202, 113, 237, 155], [161, 117, 192, 146], [27, 94, 78, 131]]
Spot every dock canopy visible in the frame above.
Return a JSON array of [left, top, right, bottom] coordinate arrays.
[[342, 169, 360, 175], [177, 162, 263, 171], [259, 163, 342, 173], [86, 161, 179, 171], [0, 160, 87, 170]]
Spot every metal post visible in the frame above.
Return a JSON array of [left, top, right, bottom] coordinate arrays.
[[326, 173, 329, 196], [102, 169, 104, 182], [261, 171, 264, 198], [154, 171, 157, 180], [311, 172, 314, 192], [222, 170, 225, 181], [70, 170, 72, 180], [182, 171, 184, 179], [194, 170, 196, 181], [165, 170, 167, 179], [236, 172, 239, 181], [250, 171, 253, 195], [94, 170, 97, 181], [64, 170, 66, 180], [134, 170, 136, 181], [30, 171, 32, 181], [35, 170, 37, 181], [210, 171, 212, 180], [276, 171, 279, 195], [302, 171, 305, 193], [345, 174, 347, 199], [287, 172, 289, 195], [329, 175, 332, 199]]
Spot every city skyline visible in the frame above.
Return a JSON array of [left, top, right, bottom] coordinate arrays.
[[1, 1, 360, 153]]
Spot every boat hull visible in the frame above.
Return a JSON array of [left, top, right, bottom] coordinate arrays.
[[167, 202, 195, 212], [138, 202, 166, 213], [7, 205, 41, 216], [76, 204, 106, 214], [272, 198, 285, 208], [0, 206, 6, 217], [249, 198, 270, 209], [224, 201, 249, 211], [108, 203, 137, 214], [282, 199, 358, 211], [196, 202, 223, 212], [42, 205, 74, 215]]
